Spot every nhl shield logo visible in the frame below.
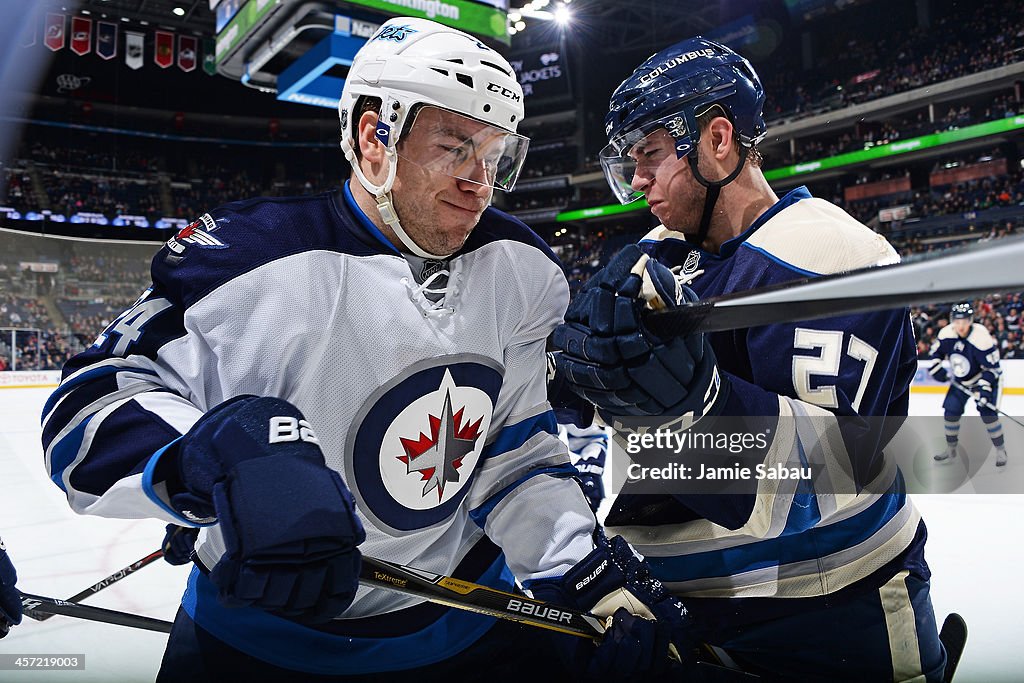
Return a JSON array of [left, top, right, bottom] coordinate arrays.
[[682, 249, 701, 277], [347, 358, 503, 533], [420, 259, 447, 281]]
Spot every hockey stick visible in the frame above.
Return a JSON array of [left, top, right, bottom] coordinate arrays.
[[950, 379, 1024, 429], [19, 591, 173, 633], [360, 555, 606, 639], [360, 557, 759, 680], [645, 235, 1024, 337], [34, 550, 164, 622]]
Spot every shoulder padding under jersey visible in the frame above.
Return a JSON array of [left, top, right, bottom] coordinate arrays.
[[641, 225, 688, 244], [966, 323, 997, 352], [745, 198, 900, 275]]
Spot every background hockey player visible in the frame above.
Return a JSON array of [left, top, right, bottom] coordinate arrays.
[[0, 536, 21, 638], [553, 36, 947, 680], [929, 301, 1009, 466], [41, 17, 690, 682]]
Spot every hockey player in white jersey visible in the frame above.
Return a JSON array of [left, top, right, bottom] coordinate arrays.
[[554, 36, 947, 680], [0, 536, 21, 638], [41, 17, 691, 682], [929, 302, 1009, 466]]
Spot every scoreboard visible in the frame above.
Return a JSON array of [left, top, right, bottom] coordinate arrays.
[[214, 0, 510, 109]]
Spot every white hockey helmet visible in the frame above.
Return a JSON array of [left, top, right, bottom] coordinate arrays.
[[339, 17, 528, 258]]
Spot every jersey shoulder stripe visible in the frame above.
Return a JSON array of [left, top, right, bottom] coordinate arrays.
[[155, 193, 386, 310]]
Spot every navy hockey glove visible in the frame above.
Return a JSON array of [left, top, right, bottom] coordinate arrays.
[[0, 538, 22, 638], [165, 396, 365, 623], [528, 531, 693, 681], [928, 360, 949, 384], [547, 351, 597, 428], [553, 245, 724, 419], [576, 468, 605, 514], [161, 525, 199, 566], [975, 380, 996, 408]]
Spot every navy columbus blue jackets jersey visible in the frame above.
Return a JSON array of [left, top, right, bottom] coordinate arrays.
[[927, 322, 1002, 389], [606, 187, 927, 607]]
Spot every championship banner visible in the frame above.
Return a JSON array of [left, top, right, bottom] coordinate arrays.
[[71, 16, 92, 56], [44, 13, 65, 52], [125, 31, 144, 70], [178, 35, 197, 72], [155, 30, 174, 68], [202, 38, 216, 75], [96, 21, 118, 60]]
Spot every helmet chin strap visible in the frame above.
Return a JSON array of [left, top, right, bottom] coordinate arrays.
[[341, 138, 452, 260], [684, 145, 749, 248]]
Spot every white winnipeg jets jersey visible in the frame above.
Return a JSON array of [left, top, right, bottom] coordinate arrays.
[[42, 184, 595, 672]]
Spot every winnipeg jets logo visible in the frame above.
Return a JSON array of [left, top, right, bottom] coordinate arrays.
[[376, 368, 493, 513], [373, 24, 418, 42], [165, 213, 227, 254], [348, 358, 502, 532], [396, 388, 483, 501]]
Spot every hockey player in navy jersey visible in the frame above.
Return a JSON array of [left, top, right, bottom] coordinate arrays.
[[554, 37, 947, 680], [929, 302, 1009, 466], [41, 17, 691, 682], [0, 536, 22, 638]]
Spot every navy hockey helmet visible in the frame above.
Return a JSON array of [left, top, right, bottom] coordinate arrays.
[[601, 36, 767, 206], [950, 302, 974, 320]]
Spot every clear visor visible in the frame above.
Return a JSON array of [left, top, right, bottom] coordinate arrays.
[[397, 105, 530, 192], [600, 114, 694, 204]]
